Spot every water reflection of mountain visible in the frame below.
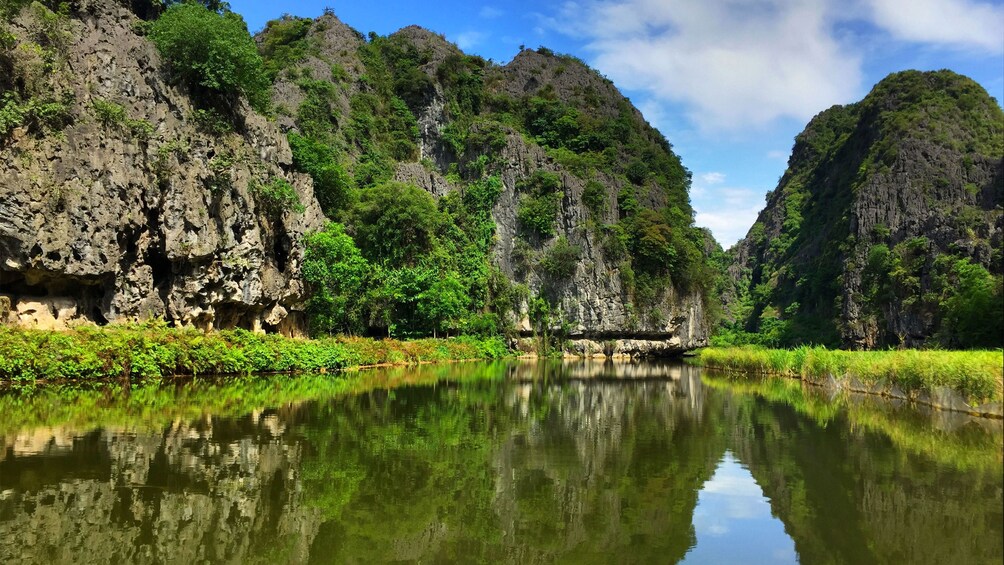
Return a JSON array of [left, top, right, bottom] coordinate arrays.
[[490, 363, 724, 564], [0, 362, 1000, 564], [727, 395, 1004, 564], [0, 414, 320, 564]]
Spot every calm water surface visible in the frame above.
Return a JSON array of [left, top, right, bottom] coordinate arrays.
[[0, 361, 1001, 564]]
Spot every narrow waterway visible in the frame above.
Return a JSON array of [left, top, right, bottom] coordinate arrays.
[[1, 361, 1000, 564]]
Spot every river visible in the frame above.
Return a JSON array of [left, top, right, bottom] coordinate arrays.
[[1, 360, 1001, 564]]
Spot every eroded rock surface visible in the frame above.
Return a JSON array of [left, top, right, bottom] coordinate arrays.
[[0, 0, 325, 333]]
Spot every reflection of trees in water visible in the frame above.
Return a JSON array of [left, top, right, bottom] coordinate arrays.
[[0, 362, 1000, 564], [297, 361, 728, 563], [490, 362, 726, 564]]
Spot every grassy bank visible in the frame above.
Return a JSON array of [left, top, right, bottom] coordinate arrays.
[[695, 346, 1003, 405], [0, 325, 510, 382]]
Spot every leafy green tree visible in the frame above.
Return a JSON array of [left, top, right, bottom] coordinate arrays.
[[295, 79, 340, 139], [582, 179, 607, 218], [351, 181, 442, 267], [418, 274, 468, 337], [539, 236, 581, 279], [258, 15, 313, 80], [149, 2, 270, 112], [516, 170, 562, 238], [164, 0, 232, 12], [627, 209, 677, 275], [302, 223, 371, 335], [437, 53, 485, 116], [288, 132, 353, 217], [939, 260, 1003, 348]]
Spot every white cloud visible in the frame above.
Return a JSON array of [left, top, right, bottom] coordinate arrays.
[[866, 0, 1004, 52], [766, 149, 789, 160], [479, 6, 504, 19], [693, 185, 764, 248], [556, 0, 863, 131], [700, 172, 726, 185], [550, 0, 1003, 132], [454, 31, 488, 51]]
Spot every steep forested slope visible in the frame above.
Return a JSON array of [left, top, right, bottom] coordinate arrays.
[[725, 70, 1003, 348], [0, 1, 715, 353], [255, 12, 716, 350]]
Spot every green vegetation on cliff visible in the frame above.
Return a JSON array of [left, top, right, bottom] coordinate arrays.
[[255, 21, 714, 338], [721, 70, 1003, 349], [148, 2, 270, 113], [0, 0, 74, 139], [300, 175, 519, 338], [0, 2, 715, 345]]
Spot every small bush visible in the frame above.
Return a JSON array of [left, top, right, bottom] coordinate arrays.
[[517, 191, 561, 237], [516, 170, 563, 237], [92, 98, 126, 126], [539, 236, 581, 279], [0, 92, 71, 137], [251, 177, 305, 215], [190, 107, 233, 135], [582, 179, 607, 218]]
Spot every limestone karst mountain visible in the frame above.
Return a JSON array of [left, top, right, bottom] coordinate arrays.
[[2, 3, 1000, 352], [724, 70, 1003, 348], [0, 1, 714, 353]]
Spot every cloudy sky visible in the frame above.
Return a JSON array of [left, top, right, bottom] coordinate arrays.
[[231, 0, 1004, 248]]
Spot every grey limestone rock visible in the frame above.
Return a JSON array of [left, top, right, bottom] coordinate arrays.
[[0, 0, 325, 333]]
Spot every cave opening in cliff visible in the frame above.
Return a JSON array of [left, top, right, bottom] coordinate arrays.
[[147, 247, 172, 292], [0, 269, 48, 297], [0, 269, 111, 326], [216, 305, 265, 333], [273, 225, 290, 273]]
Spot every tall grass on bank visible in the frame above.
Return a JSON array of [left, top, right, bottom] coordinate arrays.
[[695, 346, 1003, 405], [0, 325, 510, 382]]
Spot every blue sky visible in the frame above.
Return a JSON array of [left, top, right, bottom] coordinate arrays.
[[231, 0, 1004, 248]]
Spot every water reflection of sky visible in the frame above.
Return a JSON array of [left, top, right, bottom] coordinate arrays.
[[682, 451, 798, 564]]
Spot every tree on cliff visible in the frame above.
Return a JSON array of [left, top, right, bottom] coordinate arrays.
[[149, 2, 269, 112]]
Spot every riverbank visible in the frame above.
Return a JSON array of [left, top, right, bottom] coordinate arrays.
[[0, 325, 509, 382], [694, 346, 1003, 416]]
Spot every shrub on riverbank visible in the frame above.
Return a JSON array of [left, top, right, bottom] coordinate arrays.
[[0, 325, 509, 382], [695, 346, 1003, 404]]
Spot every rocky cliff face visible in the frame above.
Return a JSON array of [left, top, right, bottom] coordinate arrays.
[[727, 70, 1003, 348], [0, 0, 325, 334], [0, 3, 710, 352], [485, 52, 707, 351], [258, 16, 711, 352]]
